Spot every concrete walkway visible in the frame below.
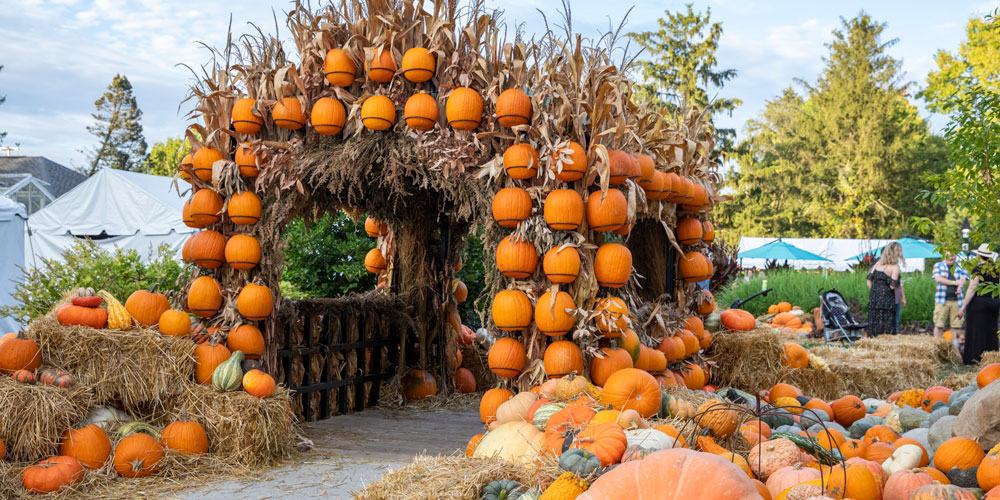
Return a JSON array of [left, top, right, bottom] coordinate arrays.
[[173, 408, 482, 500]]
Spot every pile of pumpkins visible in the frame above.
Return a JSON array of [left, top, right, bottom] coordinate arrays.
[[464, 363, 1000, 499], [767, 302, 815, 337]]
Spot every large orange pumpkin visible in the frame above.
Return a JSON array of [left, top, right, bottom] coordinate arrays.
[[589, 347, 632, 387], [60, 425, 111, 470], [594, 243, 632, 288], [125, 286, 170, 327], [491, 289, 532, 331], [366, 46, 396, 82], [400, 47, 435, 82], [496, 235, 538, 279], [237, 283, 273, 321], [720, 309, 755, 331], [488, 337, 526, 379], [679, 251, 713, 283], [225, 234, 261, 271], [543, 246, 581, 284], [601, 368, 661, 417], [189, 188, 223, 226], [361, 95, 396, 130], [934, 437, 984, 471], [231, 98, 263, 134], [534, 291, 576, 336], [324, 48, 357, 87], [781, 342, 808, 368], [186, 275, 223, 318], [1, 332, 43, 374], [570, 422, 627, 467], [492, 187, 532, 228], [403, 92, 439, 131], [552, 141, 587, 181], [544, 340, 584, 378], [227, 190, 262, 225], [311, 96, 347, 135], [113, 434, 164, 478], [503, 143, 540, 180], [272, 97, 307, 130], [186, 230, 226, 269], [544, 189, 584, 231], [226, 324, 265, 360], [234, 142, 259, 177], [446, 87, 482, 130], [585, 189, 626, 231], [831, 395, 866, 426], [496, 89, 532, 128], [676, 217, 704, 245], [980, 450, 1000, 491], [979, 363, 1000, 388]]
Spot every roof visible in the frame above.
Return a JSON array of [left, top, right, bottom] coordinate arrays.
[[0, 156, 86, 198]]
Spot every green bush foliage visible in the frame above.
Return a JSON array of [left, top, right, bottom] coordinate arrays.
[[715, 268, 936, 323], [280, 212, 376, 299], [1, 240, 183, 324]]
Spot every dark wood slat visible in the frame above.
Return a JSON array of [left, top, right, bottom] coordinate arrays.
[[290, 372, 392, 393]]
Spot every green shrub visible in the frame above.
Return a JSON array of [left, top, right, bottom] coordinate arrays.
[[0, 240, 184, 324], [281, 212, 377, 299], [715, 268, 936, 322]]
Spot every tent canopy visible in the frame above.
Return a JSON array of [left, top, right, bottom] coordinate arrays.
[[738, 239, 832, 261], [1, 195, 27, 332], [738, 237, 929, 272], [847, 237, 941, 261]]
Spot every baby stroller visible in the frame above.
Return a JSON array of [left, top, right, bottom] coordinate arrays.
[[818, 288, 866, 345]]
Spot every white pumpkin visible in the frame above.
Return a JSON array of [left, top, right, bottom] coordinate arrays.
[[493, 392, 538, 426], [473, 421, 545, 465], [624, 429, 679, 451], [82, 406, 130, 429], [881, 444, 924, 476], [863, 398, 884, 413]]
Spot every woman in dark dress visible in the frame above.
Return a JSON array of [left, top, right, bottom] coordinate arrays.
[[959, 244, 1000, 365], [867, 242, 903, 336]]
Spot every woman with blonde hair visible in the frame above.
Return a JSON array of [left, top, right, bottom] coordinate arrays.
[[866, 242, 903, 336]]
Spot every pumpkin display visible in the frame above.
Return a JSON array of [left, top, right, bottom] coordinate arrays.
[[496, 88, 531, 128], [364, 248, 387, 274], [403, 93, 439, 131], [492, 187, 532, 228], [124, 285, 170, 327], [781, 342, 808, 368], [231, 97, 263, 134], [594, 243, 632, 288], [225, 234, 261, 270], [161, 413, 209, 455], [311, 96, 347, 135], [272, 96, 307, 130], [504, 143, 540, 180], [237, 283, 274, 321], [601, 368, 661, 418], [22, 456, 84, 493], [323, 48, 357, 87], [227, 190, 261, 225], [676, 217, 704, 245], [186, 275, 223, 318], [59, 424, 112, 470], [720, 309, 755, 331], [113, 433, 164, 478], [544, 189, 584, 231], [551, 141, 587, 181], [400, 47, 435, 82], [543, 246, 581, 284], [187, 230, 226, 269], [446, 87, 482, 130], [594, 296, 629, 336], [227, 324, 265, 360], [194, 340, 231, 385], [492, 289, 532, 331], [243, 369, 277, 398], [0, 331, 41, 374], [57, 301, 109, 329], [534, 291, 576, 336], [367, 47, 396, 82], [212, 350, 245, 392], [679, 251, 713, 283], [589, 346, 632, 387], [934, 437, 984, 471], [496, 235, 538, 279], [489, 337, 527, 379], [361, 95, 396, 131], [585, 189, 626, 231]]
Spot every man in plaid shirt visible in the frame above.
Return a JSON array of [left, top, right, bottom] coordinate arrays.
[[933, 251, 968, 348]]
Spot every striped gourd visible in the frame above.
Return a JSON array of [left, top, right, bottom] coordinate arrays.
[[98, 290, 133, 330]]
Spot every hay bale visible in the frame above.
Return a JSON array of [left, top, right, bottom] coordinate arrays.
[[163, 383, 295, 467], [980, 351, 1000, 366], [855, 335, 959, 366], [0, 376, 95, 462], [27, 315, 194, 411], [709, 329, 785, 393], [784, 368, 844, 401], [352, 455, 537, 500]]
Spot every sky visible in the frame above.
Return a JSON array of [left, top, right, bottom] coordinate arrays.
[[0, 0, 996, 170]]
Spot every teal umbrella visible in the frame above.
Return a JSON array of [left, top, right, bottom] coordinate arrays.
[[738, 239, 832, 261], [847, 237, 941, 261]]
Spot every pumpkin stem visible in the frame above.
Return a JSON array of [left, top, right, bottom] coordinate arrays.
[[130, 458, 146, 472], [148, 283, 159, 293]]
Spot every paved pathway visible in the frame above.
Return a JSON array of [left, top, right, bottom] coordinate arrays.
[[173, 407, 482, 500]]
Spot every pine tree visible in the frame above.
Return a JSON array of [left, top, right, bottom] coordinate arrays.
[[83, 74, 147, 175], [629, 4, 741, 148]]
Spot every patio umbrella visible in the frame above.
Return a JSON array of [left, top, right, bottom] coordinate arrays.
[[847, 237, 941, 261], [738, 239, 832, 261]]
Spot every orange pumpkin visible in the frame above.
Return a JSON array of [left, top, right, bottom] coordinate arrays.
[[231, 98, 263, 134], [543, 246, 581, 284], [187, 230, 226, 269], [113, 433, 164, 478], [323, 48, 357, 87], [585, 188, 626, 231], [225, 234, 261, 271], [495, 88, 532, 128], [272, 97, 306, 130], [446, 87, 482, 130], [366, 46, 396, 82], [893, 437, 930, 467], [579, 448, 761, 498], [676, 217, 704, 245], [570, 422, 627, 467], [544, 340, 584, 378], [0, 331, 42, 374], [863, 442, 895, 462], [979, 363, 1000, 388], [60, 425, 111, 470], [491, 289, 532, 331], [980, 450, 1000, 491], [831, 395, 866, 426], [237, 283, 273, 321], [403, 93, 439, 131], [589, 347, 632, 387], [546, 405, 596, 436], [488, 337, 526, 379], [862, 424, 900, 445], [594, 296, 629, 337], [824, 463, 880, 500], [243, 369, 277, 398], [226, 324, 265, 360], [189, 188, 224, 226], [551, 141, 588, 181], [503, 143, 540, 180], [544, 189, 584, 231], [227, 190, 262, 225], [534, 291, 576, 336], [933, 437, 984, 471], [496, 235, 538, 279], [781, 342, 808, 369], [466, 433, 483, 457], [601, 368, 661, 417], [479, 388, 514, 424], [400, 47, 435, 82], [311, 97, 347, 135], [594, 243, 632, 288], [234, 142, 259, 177], [186, 276, 223, 318], [361, 95, 396, 131], [679, 251, 713, 283], [492, 187, 532, 228]]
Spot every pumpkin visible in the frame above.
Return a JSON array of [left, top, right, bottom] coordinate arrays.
[[311, 96, 347, 135], [824, 463, 881, 500], [676, 217, 704, 245], [703, 221, 716, 244], [496, 235, 538, 279], [494, 392, 538, 426], [0, 331, 41, 374], [594, 243, 632, 288], [187, 230, 227, 269], [186, 276, 223, 318], [607, 150, 636, 185], [113, 433, 163, 478], [680, 363, 707, 390], [922, 387, 952, 412], [504, 143, 540, 180], [455, 367, 476, 393], [893, 438, 929, 467], [492, 187, 532, 228], [13, 369, 35, 384], [720, 308, 755, 331], [698, 292, 716, 317], [231, 97, 263, 134], [56, 303, 109, 329], [883, 468, 935, 500], [225, 325, 264, 360], [534, 291, 576, 336], [228, 190, 262, 225], [40, 368, 73, 388], [815, 428, 846, 450], [625, 429, 678, 451], [571, 422, 627, 466], [749, 438, 803, 480], [544, 189, 584, 231], [323, 48, 356, 87], [601, 368, 661, 418], [541, 472, 587, 500], [559, 448, 601, 476], [554, 374, 590, 400], [679, 251, 713, 283], [234, 142, 259, 177], [191, 147, 222, 181], [401, 369, 436, 401], [400, 47, 434, 82], [909, 484, 977, 499], [161, 412, 209, 455], [782, 342, 809, 369], [125, 285, 170, 327], [496, 88, 531, 128], [934, 437, 985, 471], [272, 96, 306, 130], [978, 363, 1000, 388], [190, 188, 224, 226], [863, 424, 901, 445], [551, 141, 588, 181], [832, 395, 866, 427], [489, 337, 527, 379], [577, 448, 762, 500], [694, 400, 740, 439], [194, 340, 230, 385], [546, 405, 596, 436], [882, 444, 926, 476], [361, 95, 396, 131], [481, 388, 515, 424], [364, 247, 386, 274], [543, 246, 581, 284], [585, 188, 626, 231], [483, 479, 526, 500], [589, 347, 632, 387], [474, 421, 545, 465], [59, 424, 111, 470], [212, 350, 245, 392], [22, 456, 84, 493], [619, 328, 641, 363], [446, 87, 482, 130], [403, 92, 439, 131], [533, 402, 567, 431], [766, 463, 821, 498], [158, 310, 191, 337], [544, 341, 584, 378], [804, 399, 834, 420], [980, 450, 1000, 491], [492, 290, 532, 331], [366, 46, 395, 82], [237, 283, 273, 321], [466, 433, 483, 457], [364, 217, 387, 237]]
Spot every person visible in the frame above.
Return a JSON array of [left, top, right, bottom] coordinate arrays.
[[958, 244, 1000, 365], [932, 251, 968, 352], [866, 242, 903, 336], [894, 280, 907, 334]]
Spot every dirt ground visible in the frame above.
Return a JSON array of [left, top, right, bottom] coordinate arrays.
[[172, 407, 482, 500]]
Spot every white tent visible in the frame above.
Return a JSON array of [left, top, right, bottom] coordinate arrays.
[[1, 195, 27, 332], [25, 169, 195, 267], [738, 237, 928, 272]]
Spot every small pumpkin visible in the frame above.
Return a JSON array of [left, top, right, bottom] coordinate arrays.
[[60, 424, 112, 469], [882, 444, 925, 476], [541, 472, 587, 500], [161, 411, 209, 455], [113, 433, 164, 478], [158, 310, 192, 337], [22, 456, 84, 493], [0, 331, 41, 374], [694, 400, 740, 439], [13, 369, 35, 384], [559, 448, 601, 476], [494, 392, 538, 426], [39, 368, 74, 388], [243, 369, 276, 398], [570, 422, 627, 467], [482, 479, 525, 500]]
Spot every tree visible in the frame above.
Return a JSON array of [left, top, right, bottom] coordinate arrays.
[[280, 212, 378, 299], [141, 137, 190, 177], [719, 13, 948, 239], [920, 12, 1000, 116], [629, 4, 742, 148], [83, 74, 147, 175]]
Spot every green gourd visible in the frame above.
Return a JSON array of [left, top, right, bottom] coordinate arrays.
[[559, 448, 601, 476], [849, 415, 884, 439], [212, 350, 245, 392], [482, 479, 524, 500], [531, 403, 566, 431]]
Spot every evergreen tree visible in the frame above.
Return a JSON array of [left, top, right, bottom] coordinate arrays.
[[141, 137, 190, 177], [83, 74, 147, 175], [719, 13, 947, 239], [629, 4, 741, 149]]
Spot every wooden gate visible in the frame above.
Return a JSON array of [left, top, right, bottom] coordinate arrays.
[[273, 296, 412, 421]]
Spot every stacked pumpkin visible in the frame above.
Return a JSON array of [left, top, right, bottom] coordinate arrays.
[[768, 302, 816, 337]]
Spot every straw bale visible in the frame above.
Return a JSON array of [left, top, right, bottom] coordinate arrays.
[[855, 335, 959, 366], [162, 383, 295, 467], [0, 375, 95, 462], [980, 351, 1000, 366], [784, 367, 845, 401], [939, 371, 977, 390], [26, 315, 194, 411], [352, 455, 537, 500], [709, 328, 785, 393]]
